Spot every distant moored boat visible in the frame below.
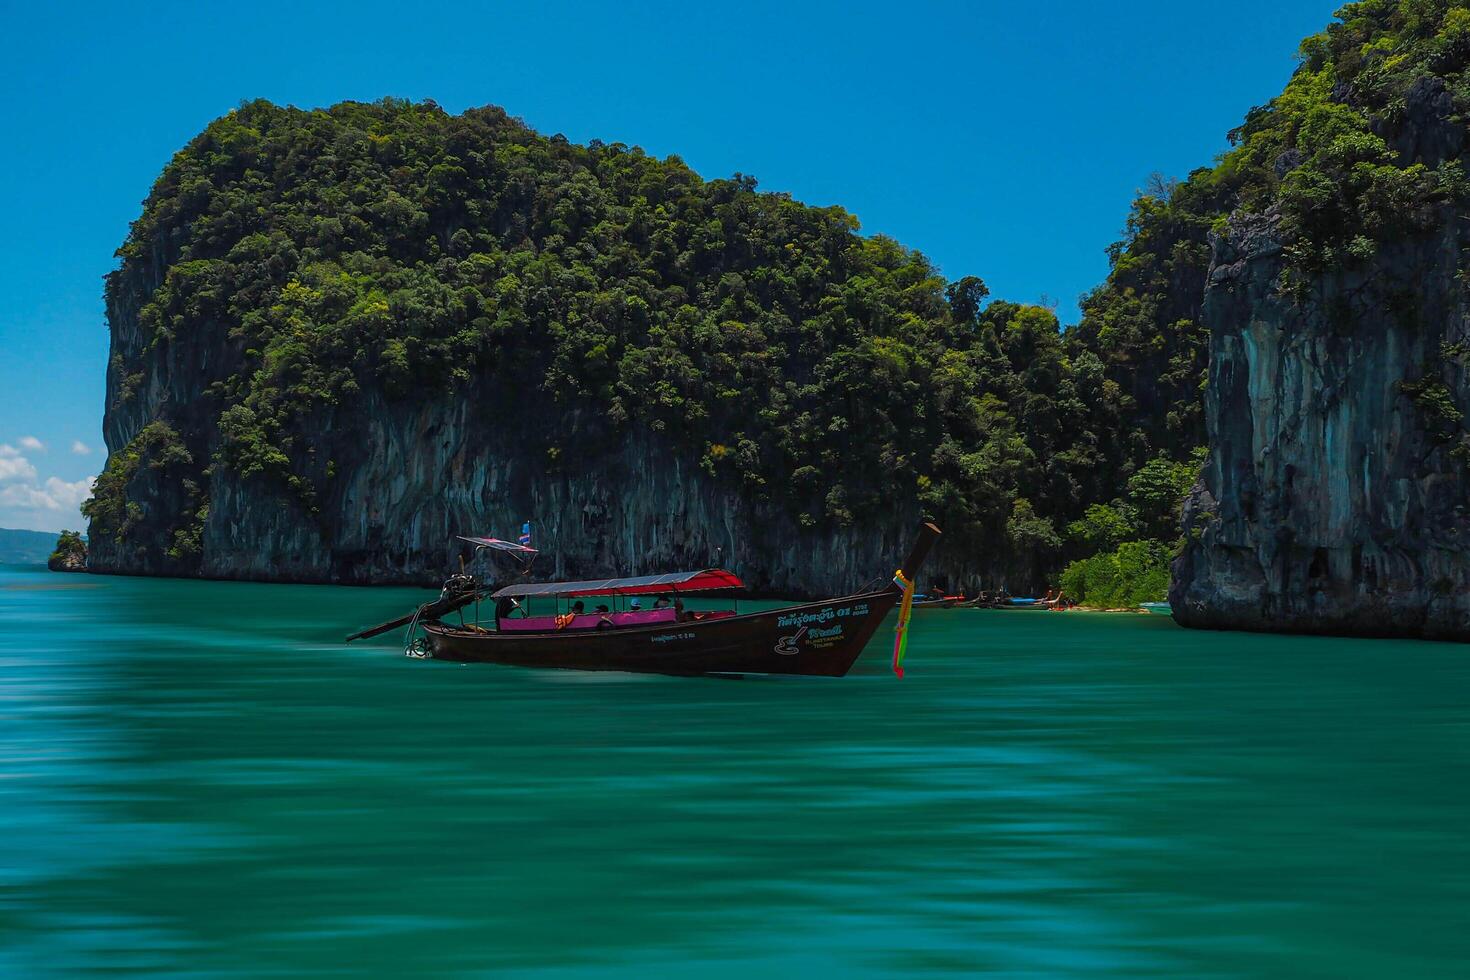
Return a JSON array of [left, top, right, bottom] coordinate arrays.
[[1140, 602, 1173, 616]]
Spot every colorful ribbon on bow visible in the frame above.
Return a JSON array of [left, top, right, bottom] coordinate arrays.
[[892, 568, 917, 678]]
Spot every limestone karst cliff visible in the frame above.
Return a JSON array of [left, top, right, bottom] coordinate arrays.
[[86, 99, 1174, 594], [1171, 4, 1470, 639], [1171, 206, 1470, 639]]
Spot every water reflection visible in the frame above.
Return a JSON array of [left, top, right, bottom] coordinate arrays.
[[2, 564, 1468, 976]]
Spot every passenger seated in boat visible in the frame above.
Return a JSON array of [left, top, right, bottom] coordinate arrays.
[[556, 600, 586, 630], [653, 595, 670, 609], [674, 597, 687, 621], [495, 596, 522, 621]]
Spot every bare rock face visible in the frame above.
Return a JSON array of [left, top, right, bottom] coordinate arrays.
[[47, 552, 86, 573], [47, 533, 87, 573], [1171, 210, 1470, 640], [88, 381, 951, 596], [87, 276, 978, 596]]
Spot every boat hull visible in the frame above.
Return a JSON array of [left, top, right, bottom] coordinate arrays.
[[423, 589, 898, 676]]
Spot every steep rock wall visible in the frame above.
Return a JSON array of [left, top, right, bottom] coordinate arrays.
[[1171, 210, 1470, 639], [89, 368, 997, 596], [88, 282, 1013, 595]]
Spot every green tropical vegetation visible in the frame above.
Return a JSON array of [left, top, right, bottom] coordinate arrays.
[[92, 97, 1204, 583], [1058, 452, 1203, 606], [84, 420, 202, 564], [48, 530, 87, 570]]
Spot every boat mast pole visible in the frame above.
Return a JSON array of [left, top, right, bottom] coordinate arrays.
[[900, 523, 942, 582], [890, 523, 942, 678], [472, 548, 481, 628]]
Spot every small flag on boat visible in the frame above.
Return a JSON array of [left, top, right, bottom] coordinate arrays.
[[519, 522, 532, 547], [892, 568, 917, 678]]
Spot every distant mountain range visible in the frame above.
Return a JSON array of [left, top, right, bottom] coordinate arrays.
[[0, 528, 59, 565]]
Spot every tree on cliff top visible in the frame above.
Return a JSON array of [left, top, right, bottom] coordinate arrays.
[[48, 530, 87, 572]]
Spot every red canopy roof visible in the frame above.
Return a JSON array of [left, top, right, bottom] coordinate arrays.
[[490, 569, 744, 599]]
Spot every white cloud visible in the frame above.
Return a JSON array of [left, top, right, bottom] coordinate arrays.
[[0, 444, 96, 529], [0, 476, 95, 512], [46, 476, 95, 512], [18, 436, 45, 452], [71, 440, 92, 455], [0, 449, 37, 483]]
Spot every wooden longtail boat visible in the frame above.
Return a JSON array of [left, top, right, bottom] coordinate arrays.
[[1001, 597, 1053, 609], [350, 523, 940, 677], [957, 594, 1056, 610]]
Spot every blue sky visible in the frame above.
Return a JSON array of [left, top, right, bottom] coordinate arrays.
[[0, 0, 1336, 532]]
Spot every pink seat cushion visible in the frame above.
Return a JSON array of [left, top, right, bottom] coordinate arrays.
[[498, 607, 680, 632]]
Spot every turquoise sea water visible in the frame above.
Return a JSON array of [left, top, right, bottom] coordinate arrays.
[[2, 562, 1468, 977]]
